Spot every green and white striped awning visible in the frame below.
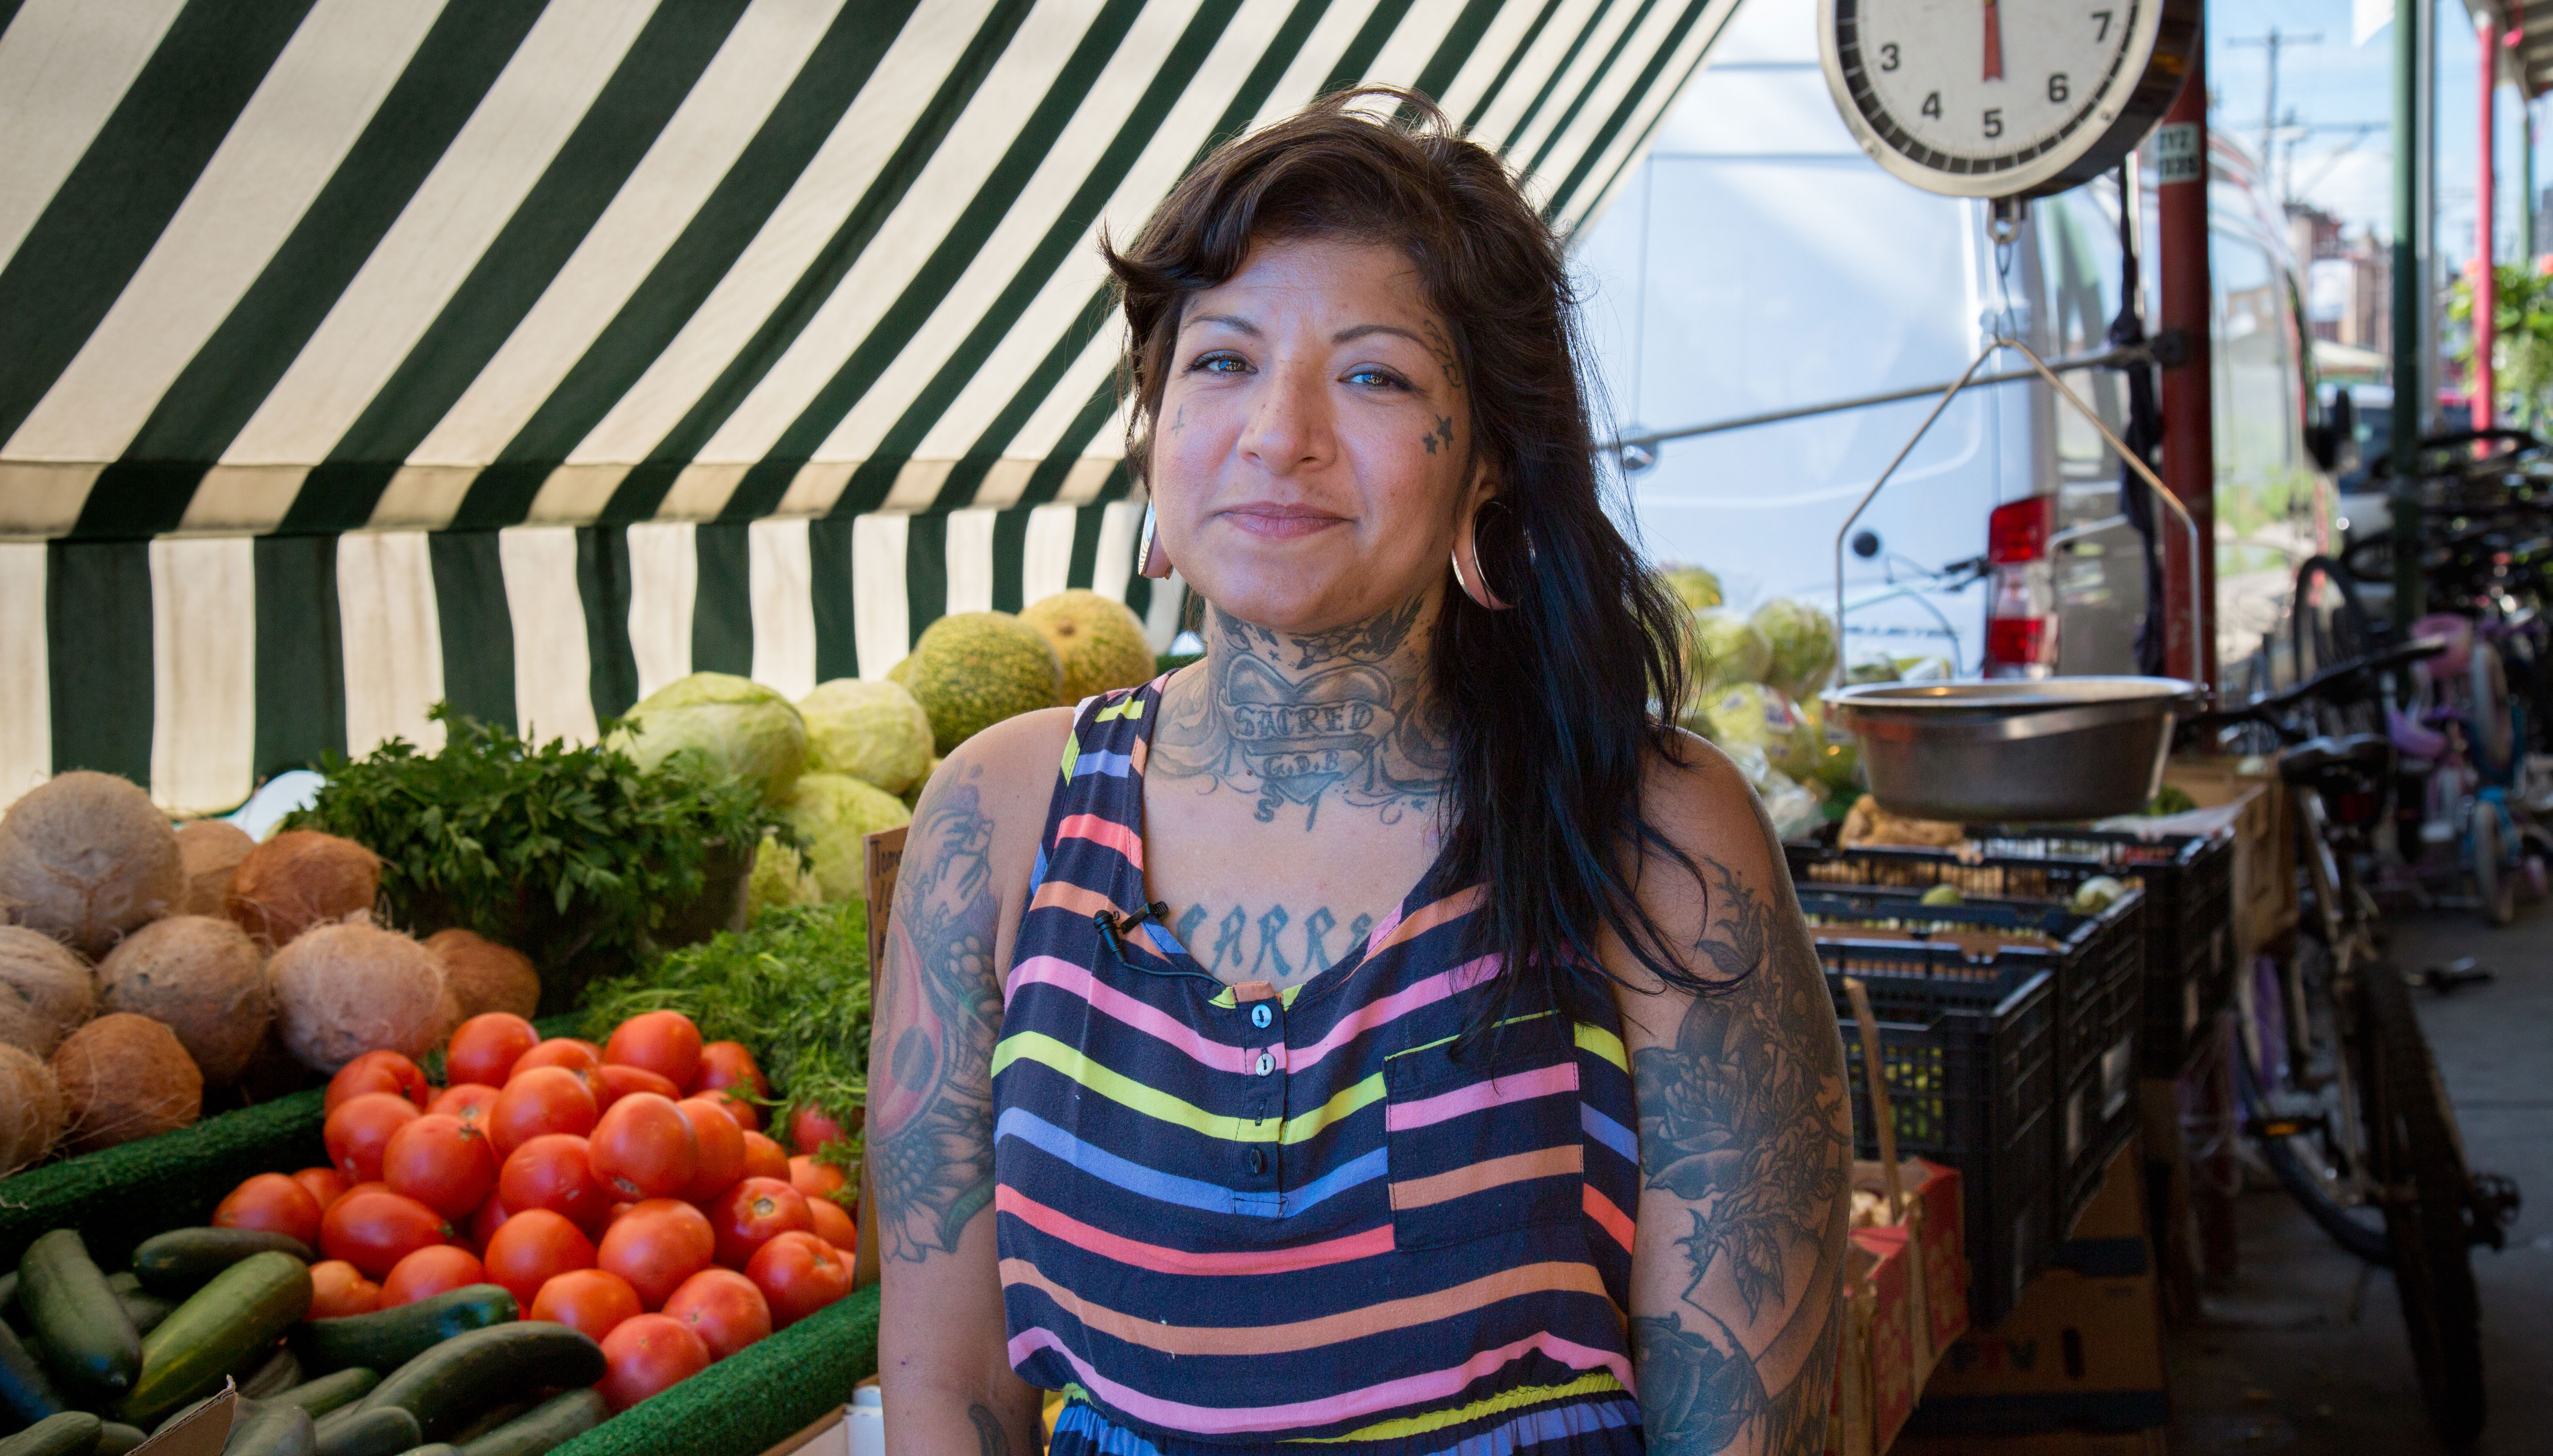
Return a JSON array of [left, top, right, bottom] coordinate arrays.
[[0, 0, 1732, 812]]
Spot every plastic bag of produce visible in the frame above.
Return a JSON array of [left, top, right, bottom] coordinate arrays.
[[1752, 598, 1840, 700]]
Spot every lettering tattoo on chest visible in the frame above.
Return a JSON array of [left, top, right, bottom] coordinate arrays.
[[1153, 598, 1451, 831], [1172, 902, 1378, 983]]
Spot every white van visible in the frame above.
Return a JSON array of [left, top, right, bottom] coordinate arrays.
[[1573, 0, 2339, 683]]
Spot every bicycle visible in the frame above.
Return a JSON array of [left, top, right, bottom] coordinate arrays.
[[2182, 640, 2522, 1450]]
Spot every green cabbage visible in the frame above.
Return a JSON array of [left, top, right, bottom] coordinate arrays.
[[1692, 609, 1772, 691], [1753, 598, 1840, 700], [608, 672, 809, 804], [778, 772, 913, 902], [1657, 563, 1723, 611], [746, 833, 822, 924], [799, 678, 933, 796]]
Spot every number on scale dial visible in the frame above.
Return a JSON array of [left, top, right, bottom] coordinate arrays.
[[1820, 0, 2197, 199]]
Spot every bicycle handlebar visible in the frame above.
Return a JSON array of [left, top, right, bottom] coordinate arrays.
[[2184, 636, 2447, 732]]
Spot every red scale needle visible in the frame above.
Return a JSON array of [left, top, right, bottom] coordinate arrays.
[[1983, 0, 2005, 80]]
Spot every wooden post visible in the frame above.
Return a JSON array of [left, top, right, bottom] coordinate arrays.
[[851, 825, 906, 1295]]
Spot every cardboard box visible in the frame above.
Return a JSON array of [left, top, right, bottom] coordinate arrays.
[[1827, 1241, 1882, 1456], [1854, 1156, 1969, 1361], [2165, 755, 2295, 964], [1895, 1426, 2168, 1456], [1905, 1143, 2168, 1438], [1852, 1225, 1920, 1450]]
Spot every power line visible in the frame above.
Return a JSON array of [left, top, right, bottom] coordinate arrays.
[[2230, 27, 2325, 201]]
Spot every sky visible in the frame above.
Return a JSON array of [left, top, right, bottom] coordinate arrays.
[[2205, 0, 2524, 265]]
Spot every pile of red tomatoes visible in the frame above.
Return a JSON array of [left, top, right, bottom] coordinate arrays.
[[208, 1010, 858, 1412]]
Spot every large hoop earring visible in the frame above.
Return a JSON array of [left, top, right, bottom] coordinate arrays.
[[1137, 502, 1171, 580], [1452, 500, 1513, 611]]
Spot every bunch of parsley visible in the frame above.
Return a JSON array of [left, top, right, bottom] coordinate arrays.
[[289, 704, 773, 1011], [581, 902, 872, 1182]]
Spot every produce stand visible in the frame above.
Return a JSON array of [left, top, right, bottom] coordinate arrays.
[[0, 1014, 880, 1455]]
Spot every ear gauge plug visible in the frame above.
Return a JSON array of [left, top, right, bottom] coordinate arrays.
[[1138, 503, 1172, 579]]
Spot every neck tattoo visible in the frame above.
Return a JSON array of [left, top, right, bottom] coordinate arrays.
[[1152, 597, 1451, 831]]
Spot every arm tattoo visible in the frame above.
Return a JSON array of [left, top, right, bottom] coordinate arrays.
[[1152, 599, 1449, 831], [871, 778, 1003, 1263], [1631, 853, 1850, 1454], [966, 1403, 1011, 1456]]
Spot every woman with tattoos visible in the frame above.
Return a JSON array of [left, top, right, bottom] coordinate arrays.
[[872, 88, 1852, 1455]]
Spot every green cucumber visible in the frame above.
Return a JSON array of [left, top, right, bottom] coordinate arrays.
[[352, 1324, 604, 1442], [16, 1230, 140, 1403], [128, 1230, 312, 1296], [0, 1324, 63, 1425], [101, 1275, 175, 1338], [117, 1251, 313, 1426], [91, 1421, 147, 1456], [223, 1396, 318, 1456], [273, 1367, 379, 1417], [309, 1405, 419, 1456], [289, 1288, 515, 1376], [444, 1399, 533, 1446], [456, 1389, 606, 1456], [0, 1412, 98, 1456], [402, 1447, 463, 1456], [243, 1348, 304, 1399], [0, 1273, 18, 1331]]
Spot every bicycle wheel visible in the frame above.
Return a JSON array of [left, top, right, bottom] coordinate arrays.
[[2470, 803, 2518, 927], [2238, 938, 2392, 1265], [2470, 640, 2517, 775], [2357, 957, 2487, 1449]]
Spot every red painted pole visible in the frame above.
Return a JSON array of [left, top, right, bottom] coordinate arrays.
[[2478, 8, 2498, 432], [2157, 36, 2215, 685]]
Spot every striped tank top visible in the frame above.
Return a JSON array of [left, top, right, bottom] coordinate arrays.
[[994, 679, 1646, 1453]]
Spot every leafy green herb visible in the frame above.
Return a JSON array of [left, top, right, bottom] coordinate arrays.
[[580, 902, 873, 1183], [289, 704, 774, 1009]]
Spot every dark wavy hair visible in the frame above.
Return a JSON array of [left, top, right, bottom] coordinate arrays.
[[1104, 86, 1719, 1014]]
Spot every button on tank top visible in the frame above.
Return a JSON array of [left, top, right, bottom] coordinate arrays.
[[994, 680, 1647, 1453]]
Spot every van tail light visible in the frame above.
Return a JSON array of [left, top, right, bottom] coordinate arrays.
[[1983, 496, 2059, 678]]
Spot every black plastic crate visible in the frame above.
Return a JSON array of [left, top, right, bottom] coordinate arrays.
[[1817, 940, 2057, 1327], [1789, 828, 2235, 1076], [1798, 884, 2142, 1239]]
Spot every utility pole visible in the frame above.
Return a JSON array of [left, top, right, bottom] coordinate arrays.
[[2160, 31, 2217, 686], [2393, 0, 2426, 621], [2478, 8, 2498, 433], [2231, 27, 2323, 193]]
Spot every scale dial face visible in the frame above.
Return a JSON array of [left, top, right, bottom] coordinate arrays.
[[1819, 0, 2198, 199]]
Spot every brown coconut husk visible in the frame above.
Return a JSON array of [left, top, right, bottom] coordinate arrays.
[[0, 771, 184, 960], [226, 830, 381, 952], [96, 915, 271, 1086], [0, 925, 95, 1059], [0, 1043, 65, 1174], [269, 922, 446, 1073], [174, 820, 256, 917], [423, 928, 541, 1022], [50, 1012, 202, 1153]]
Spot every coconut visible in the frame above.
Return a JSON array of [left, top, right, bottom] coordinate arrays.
[[174, 820, 256, 917], [50, 1012, 201, 1153], [422, 928, 540, 1023], [269, 922, 447, 1073], [94, 915, 271, 1086], [0, 1043, 64, 1175], [0, 925, 94, 1058], [0, 771, 184, 960], [226, 830, 381, 952]]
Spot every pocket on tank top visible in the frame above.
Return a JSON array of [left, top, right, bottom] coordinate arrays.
[[1380, 1012, 1584, 1249]]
